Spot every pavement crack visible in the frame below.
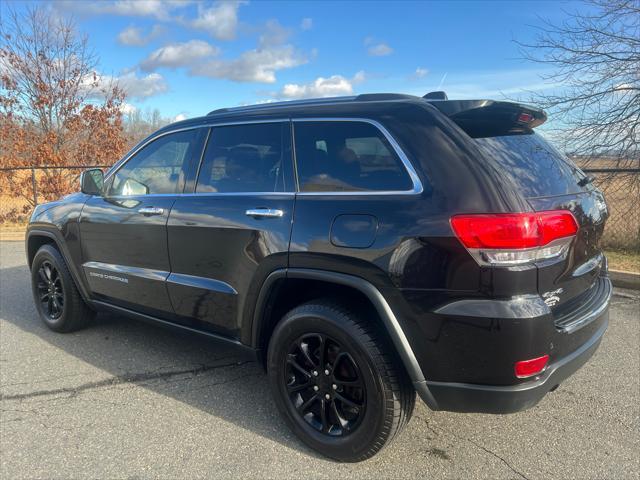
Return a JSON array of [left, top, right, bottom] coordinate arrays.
[[417, 416, 530, 480], [0, 360, 254, 402], [464, 437, 531, 480]]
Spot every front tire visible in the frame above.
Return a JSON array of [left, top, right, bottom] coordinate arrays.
[[267, 300, 415, 462], [31, 244, 94, 332]]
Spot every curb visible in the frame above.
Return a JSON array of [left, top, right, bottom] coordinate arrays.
[[0, 232, 25, 242], [610, 270, 640, 290]]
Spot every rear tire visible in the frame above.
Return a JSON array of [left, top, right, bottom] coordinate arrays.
[[267, 299, 415, 462], [31, 244, 94, 333]]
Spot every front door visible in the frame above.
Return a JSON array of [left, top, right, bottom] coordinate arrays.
[[79, 128, 207, 317], [167, 121, 295, 337]]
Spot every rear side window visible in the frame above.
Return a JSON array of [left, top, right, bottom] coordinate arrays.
[[473, 133, 587, 198], [294, 121, 413, 192], [196, 122, 290, 193]]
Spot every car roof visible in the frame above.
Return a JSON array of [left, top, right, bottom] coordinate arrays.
[[163, 93, 433, 131], [161, 92, 545, 133]]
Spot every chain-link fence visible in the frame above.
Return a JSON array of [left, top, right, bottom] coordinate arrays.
[[583, 168, 639, 252], [0, 165, 111, 224], [1, 165, 639, 251]]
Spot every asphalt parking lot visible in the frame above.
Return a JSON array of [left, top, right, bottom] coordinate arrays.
[[1, 240, 638, 479]]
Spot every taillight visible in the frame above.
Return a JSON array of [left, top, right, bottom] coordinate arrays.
[[451, 210, 578, 266], [515, 354, 549, 378]]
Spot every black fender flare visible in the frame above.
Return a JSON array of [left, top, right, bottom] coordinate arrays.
[[250, 267, 439, 410], [26, 228, 93, 304]]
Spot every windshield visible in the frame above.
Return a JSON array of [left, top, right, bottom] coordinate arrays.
[[474, 132, 589, 198]]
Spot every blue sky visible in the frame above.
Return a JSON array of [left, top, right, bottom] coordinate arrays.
[[5, 0, 589, 121]]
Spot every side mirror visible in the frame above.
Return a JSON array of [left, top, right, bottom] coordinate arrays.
[[80, 169, 104, 196]]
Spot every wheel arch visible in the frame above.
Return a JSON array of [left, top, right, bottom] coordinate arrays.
[[249, 268, 439, 410], [26, 228, 92, 304]]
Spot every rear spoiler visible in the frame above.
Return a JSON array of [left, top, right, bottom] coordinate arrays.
[[423, 95, 547, 138]]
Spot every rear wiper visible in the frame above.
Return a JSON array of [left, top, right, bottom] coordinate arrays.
[[577, 175, 594, 187]]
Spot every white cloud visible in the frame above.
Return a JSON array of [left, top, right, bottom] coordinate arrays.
[[82, 71, 168, 101], [140, 40, 220, 71], [300, 18, 313, 30], [57, 0, 192, 21], [117, 72, 168, 99], [173, 113, 188, 122], [367, 42, 393, 57], [411, 67, 429, 79], [120, 102, 137, 115], [191, 45, 307, 83], [136, 14, 306, 84], [117, 24, 164, 46], [259, 20, 291, 48], [92, 71, 168, 99], [189, 1, 243, 41], [277, 71, 366, 99]]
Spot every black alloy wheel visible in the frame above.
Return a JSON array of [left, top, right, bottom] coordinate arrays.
[[268, 300, 415, 462], [31, 244, 94, 332], [36, 260, 64, 320], [285, 333, 366, 436]]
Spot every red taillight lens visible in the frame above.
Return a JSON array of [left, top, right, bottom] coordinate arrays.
[[538, 211, 579, 246], [515, 354, 549, 378], [451, 210, 578, 250]]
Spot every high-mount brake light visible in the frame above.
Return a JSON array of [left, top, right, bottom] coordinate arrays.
[[518, 112, 534, 123], [450, 210, 578, 266]]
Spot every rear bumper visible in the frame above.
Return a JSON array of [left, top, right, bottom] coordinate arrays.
[[417, 304, 609, 414]]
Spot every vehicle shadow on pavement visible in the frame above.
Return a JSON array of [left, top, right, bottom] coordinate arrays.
[[0, 263, 326, 460]]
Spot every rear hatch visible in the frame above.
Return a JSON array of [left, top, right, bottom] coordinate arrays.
[[431, 98, 609, 321]]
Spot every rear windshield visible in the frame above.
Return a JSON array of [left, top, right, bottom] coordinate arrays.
[[473, 132, 588, 198]]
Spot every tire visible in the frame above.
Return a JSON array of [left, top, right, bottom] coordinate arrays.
[[267, 299, 415, 462], [31, 244, 94, 333]]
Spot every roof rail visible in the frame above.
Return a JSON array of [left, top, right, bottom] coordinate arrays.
[[207, 96, 357, 115], [354, 93, 417, 101], [206, 92, 422, 116]]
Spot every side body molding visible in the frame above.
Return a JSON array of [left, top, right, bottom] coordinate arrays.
[[251, 268, 439, 410]]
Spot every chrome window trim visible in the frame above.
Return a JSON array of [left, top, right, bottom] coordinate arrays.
[[104, 119, 290, 183], [104, 117, 424, 198], [291, 117, 424, 196], [105, 192, 296, 199]]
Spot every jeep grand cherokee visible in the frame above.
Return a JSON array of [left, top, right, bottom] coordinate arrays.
[[27, 92, 611, 461]]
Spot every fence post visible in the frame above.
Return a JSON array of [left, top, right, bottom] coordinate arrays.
[[31, 168, 37, 206]]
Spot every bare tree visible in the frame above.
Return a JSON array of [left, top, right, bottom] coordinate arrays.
[[124, 108, 172, 146], [518, 0, 639, 173]]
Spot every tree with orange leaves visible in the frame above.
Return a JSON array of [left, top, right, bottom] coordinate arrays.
[[0, 6, 129, 221]]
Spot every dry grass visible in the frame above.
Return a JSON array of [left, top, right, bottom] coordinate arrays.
[[605, 249, 640, 273], [590, 173, 639, 251]]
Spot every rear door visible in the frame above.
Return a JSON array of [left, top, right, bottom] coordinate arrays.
[[288, 118, 423, 279], [473, 132, 608, 309], [79, 128, 207, 317], [166, 121, 295, 337]]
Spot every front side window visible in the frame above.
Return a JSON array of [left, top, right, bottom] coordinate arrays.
[[294, 121, 413, 192], [196, 122, 290, 193], [108, 129, 202, 196]]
